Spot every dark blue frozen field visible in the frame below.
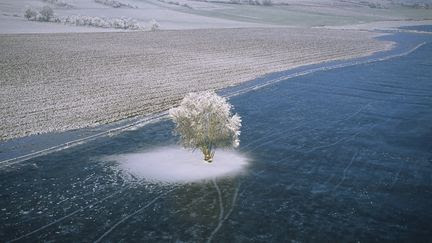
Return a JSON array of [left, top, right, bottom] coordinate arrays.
[[1, 33, 431, 242]]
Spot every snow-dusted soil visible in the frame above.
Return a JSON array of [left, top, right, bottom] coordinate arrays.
[[1, 0, 431, 33], [0, 0, 269, 33], [0, 28, 392, 140]]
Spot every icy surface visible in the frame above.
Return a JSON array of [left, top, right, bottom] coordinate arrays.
[[107, 147, 248, 183], [0, 32, 431, 242]]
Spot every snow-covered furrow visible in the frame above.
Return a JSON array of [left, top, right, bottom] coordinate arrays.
[[0, 28, 391, 140]]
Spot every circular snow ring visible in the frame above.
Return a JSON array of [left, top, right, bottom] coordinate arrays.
[[107, 146, 249, 183]]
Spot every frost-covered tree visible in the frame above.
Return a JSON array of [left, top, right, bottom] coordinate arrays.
[[42, 0, 73, 8], [148, 19, 160, 31], [24, 7, 38, 20], [40, 6, 54, 21], [169, 91, 241, 162], [94, 0, 137, 8], [262, 0, 272, 6], [24, 5, 54, 22]]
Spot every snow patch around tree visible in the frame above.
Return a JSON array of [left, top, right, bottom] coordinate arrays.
[[104, 146, 249, 184]]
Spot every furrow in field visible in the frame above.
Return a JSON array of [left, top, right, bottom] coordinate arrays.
[[0, 28, 391, 140]]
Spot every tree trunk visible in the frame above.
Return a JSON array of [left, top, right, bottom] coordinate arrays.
[[202, 146, 214, 163]]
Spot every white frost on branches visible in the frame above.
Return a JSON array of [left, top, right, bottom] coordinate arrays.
[[94, 0, 138, 8], [60, 15, 144, 30], [169, 91, 241, 162], [24, 6, 54, 22], [148, 19, 160, 31], [24, 6, 145, 30], [42, 0, 73, 8]]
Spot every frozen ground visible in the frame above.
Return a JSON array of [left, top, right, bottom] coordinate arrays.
[[0, 28, 392, 140], [0, 32, 430, 242], [180, 0, 432, 28], [0, 0, 269, 33], [0, 0, 431, 33]]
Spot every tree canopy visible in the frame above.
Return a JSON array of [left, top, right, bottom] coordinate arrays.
[[169, 91, 241, 162]]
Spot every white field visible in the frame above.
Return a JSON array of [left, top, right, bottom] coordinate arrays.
[[0, 0, 270, 33], [0, 28, 392, 140], [1, 0, 431, 33]]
